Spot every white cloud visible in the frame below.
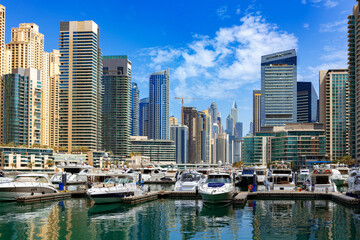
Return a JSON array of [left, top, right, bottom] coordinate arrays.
[[139, 14, 298, 99], [302, 0, 338, 8], [303, 23, 309, 29], [217, 6, 230, 20], [320, 20, 347, 32], [236, 8, 241, 15]]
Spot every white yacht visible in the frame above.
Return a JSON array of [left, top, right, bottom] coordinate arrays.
[[297, 169, 310, 185], [136, 166, 166, 181], [267, 165, 295, 191], [87, 175, 144, 204], [173, 171, 206, 191], [347, 169, 360, 196], [332, 166, 350, 187], [50, 162, 92, 185], [0, 171, 13, 183], [0, 174, 57, 201], [255, 166, 268, 185], [199, 173, 235, 204], [305, 169, 337, 192]]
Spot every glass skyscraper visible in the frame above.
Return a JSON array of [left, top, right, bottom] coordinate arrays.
[[2, 68, 42, 146], [170, 125, 188, 164], [102, 55, 131, 157], [148, 69, 169, 140], [319, 69, 349, 161], [59, 21, 102, 152], [261, 49, 297, 127], [139, 97, 149, 137], [130, 82, 139, 136], [297, 82, 318, 123]]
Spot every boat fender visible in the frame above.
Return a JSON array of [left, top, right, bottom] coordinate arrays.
[[325, 170, 331, 174], [313, 170, 319, 174], [248, 184, 253, 192]]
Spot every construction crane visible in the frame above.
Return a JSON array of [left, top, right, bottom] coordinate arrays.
[[174, 97, 200, 125]]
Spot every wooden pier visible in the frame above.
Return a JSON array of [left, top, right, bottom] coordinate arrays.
[[158, 191, 202, 199], [122, 192, 158, 204], [17, 192, 72, 203], [144, 181, 176, 184]]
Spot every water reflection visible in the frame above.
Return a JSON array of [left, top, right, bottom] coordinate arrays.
[[0, 199, 359, 239]]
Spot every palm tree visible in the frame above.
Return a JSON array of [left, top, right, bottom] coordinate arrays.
[[27, 161, 34, 171], [46, 160, 55, 169], [59, 146, 67, 153], [10, 163, 16, 171]]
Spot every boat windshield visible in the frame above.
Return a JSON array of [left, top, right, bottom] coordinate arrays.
[[339, 170, 349, 175], [256, 170, 265, 175], [180, 173, 201, 182], [206, 175, 231, 184], [103, 177, 133, 184], [272, 170, 292, 175], [14, 176, 49, 183], [242, 169, 254, 175]]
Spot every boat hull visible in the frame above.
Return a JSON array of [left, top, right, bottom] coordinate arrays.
[[88, 192, 136, 204], [200, 191, 233, 204], [0, 186, 58, 201]]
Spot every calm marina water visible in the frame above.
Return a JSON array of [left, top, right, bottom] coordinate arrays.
[[0, 198, 359, 240]]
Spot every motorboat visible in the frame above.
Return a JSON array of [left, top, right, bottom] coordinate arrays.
[[236, 167, 256, 191], [50, 162, 92, 185], [305, 169, 337, 192], [297, 169, 310, 185], [173, 171, 206, 191], [347, 168, 360, 197], [0, 171, 13, 183], [199, 173, 235, 204], [0, 173, 57, 201], [255, 166, 268, 185], [195, 168, 214, 177], [135, 166, 166, 181], [87, 174, 144, 204], [332, 166, 350, 187], [267, 163, 295, 191]]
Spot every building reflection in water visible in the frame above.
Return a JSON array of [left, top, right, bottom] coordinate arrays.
[[0, 199, 360, 239]]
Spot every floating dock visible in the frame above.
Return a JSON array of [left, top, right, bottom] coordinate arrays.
[[17, 192, 72, 203], [122, 192, 158, 204], [144, 181, 176, 184]]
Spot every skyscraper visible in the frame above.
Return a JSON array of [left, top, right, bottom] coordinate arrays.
[[183, 107, 198, 163], [102, 55, 131, 157], [348, 2, 358, 161], [226, 113, 234, 136], [6, 23, 51, 146], [149, 69, 170, 140], [49, 50, 61, 148], [59, 21, 102, 152], [297, 82, 318, 123], [170, 125, 188, 164], [139, 97, 149, 137], [216, 133, 229, 164], [253, 90, 261, 134], [131, 82, 139, 136], [0, 5, 7, 76], [231, 101, 238, 127], [319, 69, 349, 161], [261, 49, 297, 126], [235, 122, 243, 140], [2, 68, 41, 146], [209, 102, 217, 137]]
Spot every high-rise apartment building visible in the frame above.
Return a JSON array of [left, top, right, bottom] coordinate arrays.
[[348, 2, 358, 161], [149, 69, 169, 140], [6, 23, 52, 146], [261, 49, 297, 126], [169, 116, 178, 125], [102, 56, 131, 157], [170, 124, 188, 164], [49, 50, 60, 147], [139, 97, 149, 137], [319, 69, 349, 161], [59, 21, 102, 152], [297, 82, 318, 123], [130, 82, 139, 136], [216, 132, 229, 164], [0, 5, 6, 76], [253, 90, 261, 134], [2, 68, 41, 146]]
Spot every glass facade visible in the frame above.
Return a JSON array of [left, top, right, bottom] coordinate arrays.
[[130, 82, 139, 136], [130, 137, 175, 163], [102, 56, 131, 157], [261, 49, 297, 127], [297, 82, 318, 123], [148, 69, 170, 140], [139, 97, 149, 137]]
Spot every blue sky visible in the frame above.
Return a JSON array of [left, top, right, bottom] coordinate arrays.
[[2, 0, 354, 134]]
